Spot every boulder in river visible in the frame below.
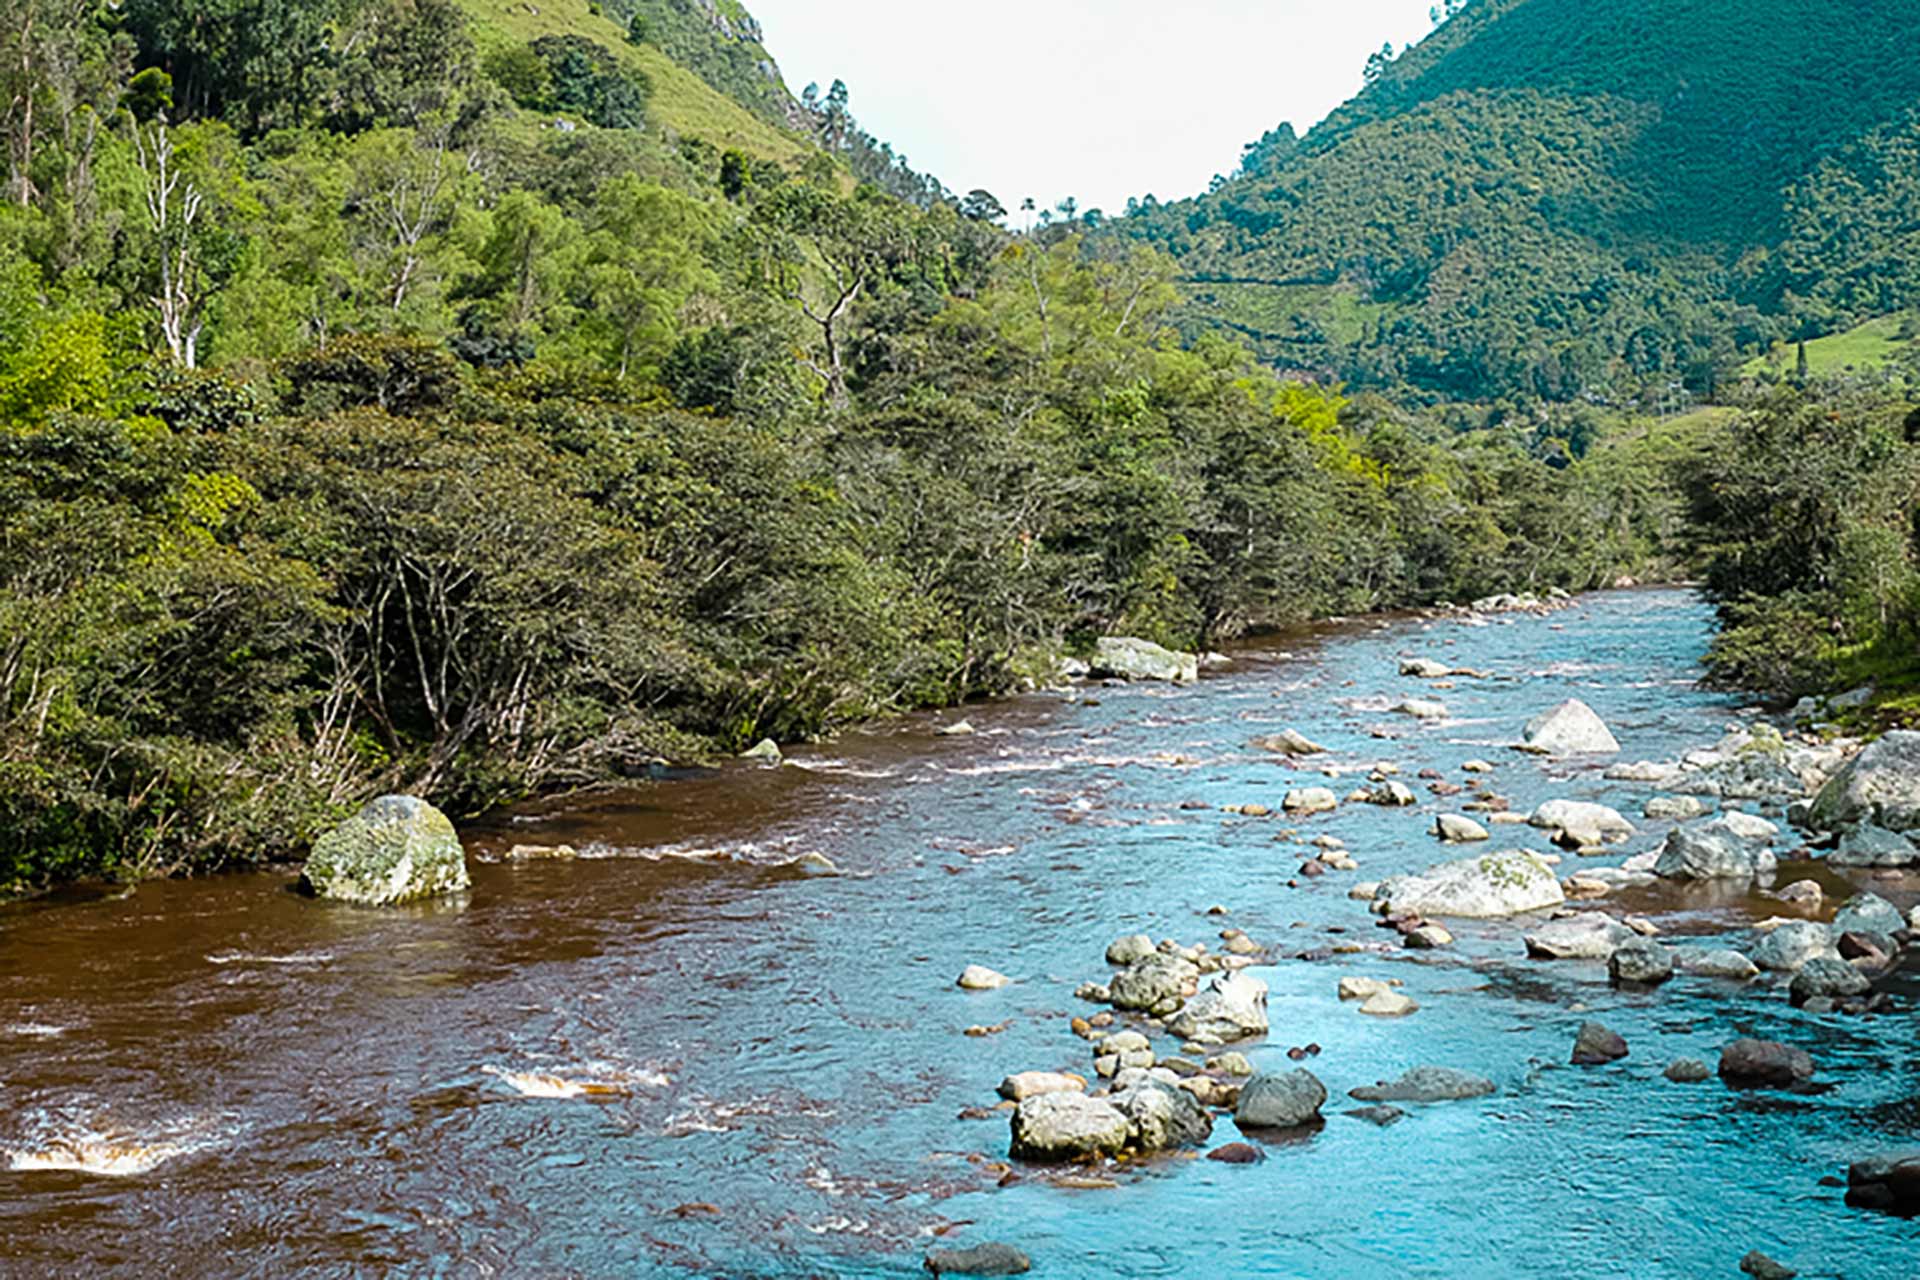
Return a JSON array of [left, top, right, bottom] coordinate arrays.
[[1400, 658, 1454, 679], [1571, 1021, 1628, 1065], [1109, 1078, 1213, 1152], [1808, 730, 1920, 832], [1833, 892, 1905, 938], [739, 738, 783, 763], [1234, 1069, 1327, 1130], [1719, 1038, 1814, 1088], [1524, 913, 1635, 960], [1737, 1251, 1797, 1280], [925, 1242, 1032, 1276], [1519, 699, 1621, 756], [1107, 953, 1199, 1011], [1395, 698, 1448, 720], [1529, 800, 1634, 842], [1845, 1152, 1920, 1215], [1644, 795, 1709, 821], [1828, 824, 1920, 868], [1250, 729, 1325, 756], [1653, 819, 1773, 881], [1751, 921, 1839, 972], [958, 965, 1011, 990], [1348, 1066, 1495, 1103], [998, 1072, 1085, 1102], [1358, 990, 1419, 1017], [1608, 939, 1675, 987], [1677, 949, 1760, 981], [1166, 971, 1269, 1045], [1788, 956, 1872, 1006], [1433, 814, 1490, 843], [1283, 787, 1339, 814], [1381, 850, 1564, 918], [1105, 933, 1156, 966], [1009, 1092, 1130, 1161], [1664, 1058, 1712, 1084], [1091, 637, 1198, 685], [301, 795, 470, 906]]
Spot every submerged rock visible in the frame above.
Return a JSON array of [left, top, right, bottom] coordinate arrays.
[[1809, 730, 1920, 832], [302, 796, 470, 906], [1009, 1092, 1129, 1161], [1738, 1250, 1797, 1280], [1571, 1021, 1628, 1065], [1091, 637, 1199, 685], [1234, 1069, 1327, 1130], [1719, 1038, 1815, 1088], [1382, 850, 1565, 918], [1400, 658, 1454, 679], [1348, 1066, 1495, 1103], [1166, 971, 1269, 1044], [1664, 1058, 1712, 1084], [925, 1242, 1032, 1276], [1206, 1141, 1264, 1164], [1520, 700, 1621, 755]]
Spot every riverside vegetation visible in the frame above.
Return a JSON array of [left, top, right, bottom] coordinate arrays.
[[2, 0, 1919, 896]]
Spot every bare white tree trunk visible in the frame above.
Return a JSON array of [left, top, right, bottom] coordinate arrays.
[[132, 120, 205, 369]]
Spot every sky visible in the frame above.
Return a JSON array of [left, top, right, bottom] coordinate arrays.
[[745, 0, 1444, 217]]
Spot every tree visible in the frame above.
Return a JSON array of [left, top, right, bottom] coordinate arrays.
[[132, 120, 209, 368], [751, 184, 926, 409], [959, 188, 1004, 223], [575, 175, 716, 381]]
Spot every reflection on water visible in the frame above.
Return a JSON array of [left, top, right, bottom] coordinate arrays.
[[2, 591, 1918, 1277]]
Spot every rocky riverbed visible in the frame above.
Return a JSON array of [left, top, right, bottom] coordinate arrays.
[[3, 589, 1919, 1278]]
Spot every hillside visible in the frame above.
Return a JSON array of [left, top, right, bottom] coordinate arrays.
[[454, 0, 807, 162], [1123, 0, 1920, 403]]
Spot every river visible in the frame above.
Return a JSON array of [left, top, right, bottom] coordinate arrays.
[[2, 588, 1917, 1278]]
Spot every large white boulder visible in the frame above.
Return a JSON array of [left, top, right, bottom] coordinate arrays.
[[1091, 637, 1199, 684], [1380, 850, 1565, 919], [1519, 700, 1621, 755]]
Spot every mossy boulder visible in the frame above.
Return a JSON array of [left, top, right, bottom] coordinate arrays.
[[302, 795, 470, 905]]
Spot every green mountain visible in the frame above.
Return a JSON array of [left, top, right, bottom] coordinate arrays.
[[1124, 0, 1920, 403]]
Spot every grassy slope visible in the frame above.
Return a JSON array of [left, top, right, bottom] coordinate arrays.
[[1742, 314, 1918, 379], [457, 0, 808, 163]]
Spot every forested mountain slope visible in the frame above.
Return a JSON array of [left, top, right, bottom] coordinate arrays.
[[1123, 0, 1920, 403]]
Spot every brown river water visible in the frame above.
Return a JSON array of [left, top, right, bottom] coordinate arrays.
[[3, 589, 1918, 1278]]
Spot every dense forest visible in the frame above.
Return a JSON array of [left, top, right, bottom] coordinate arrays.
[[1123, 0, 1920, 405], [0, 0, 1697, 893]]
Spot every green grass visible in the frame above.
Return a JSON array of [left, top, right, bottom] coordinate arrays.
[[1742, 314, 1919, 379], [457, 0, 808, 164], [1177, 280, 1393, 353]]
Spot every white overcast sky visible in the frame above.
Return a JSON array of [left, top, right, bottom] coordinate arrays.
[[747, 0, 1444, 215]]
